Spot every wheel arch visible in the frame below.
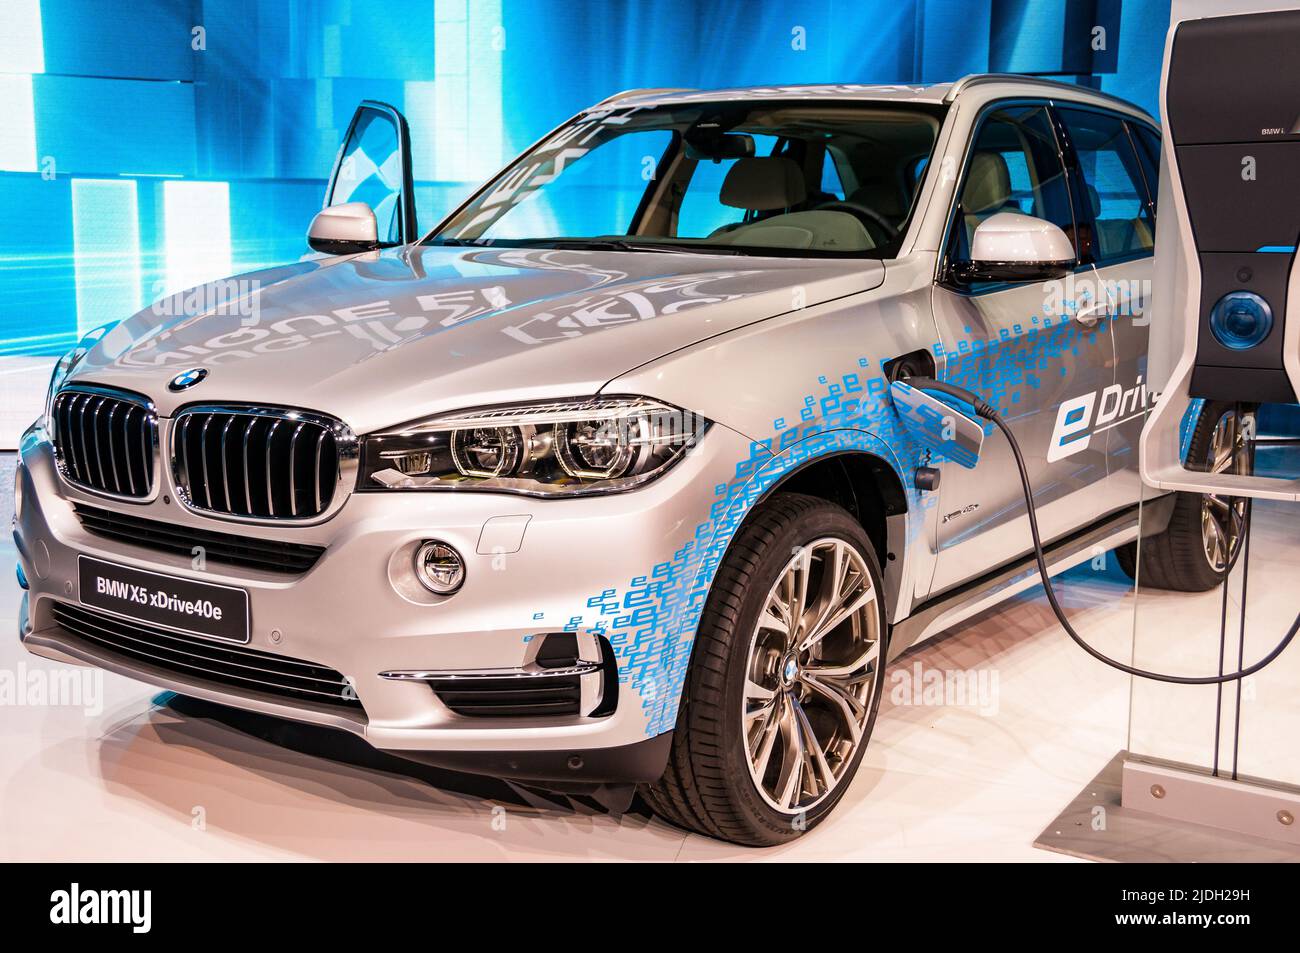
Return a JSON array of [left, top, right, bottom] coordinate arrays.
[[726, 447, 912, 623], [755, 450, 907, 565]]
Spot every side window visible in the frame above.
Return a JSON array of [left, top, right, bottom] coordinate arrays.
[[329, 105, 409, 245], [1057, 107, 1156, 263], [951, 104, 1076, 267]]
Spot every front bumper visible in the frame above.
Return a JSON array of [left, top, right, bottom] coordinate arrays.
[[15, 419, 753, 782]]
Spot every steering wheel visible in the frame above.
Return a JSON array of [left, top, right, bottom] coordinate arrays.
[[814, 200, 898, 245]]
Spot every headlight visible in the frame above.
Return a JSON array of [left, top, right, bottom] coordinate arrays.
[[360, 396, 709, 497]]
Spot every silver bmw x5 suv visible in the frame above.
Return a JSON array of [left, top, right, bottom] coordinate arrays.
[[15, 75, 1249, 845]]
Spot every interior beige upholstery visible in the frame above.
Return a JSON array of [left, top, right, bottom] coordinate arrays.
[[962, 151, 1013, 214], [1086, 183, 1154, 257], [719, 156, 807, 210], [713, 210, 874, 251], [961, 151, 1015, 246]]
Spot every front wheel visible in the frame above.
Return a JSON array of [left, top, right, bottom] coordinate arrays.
[[640, 492, 887, 846]]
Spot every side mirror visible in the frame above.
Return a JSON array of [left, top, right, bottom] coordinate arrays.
[[955, 211, 1075, 284], [307, 202, 380, 255]]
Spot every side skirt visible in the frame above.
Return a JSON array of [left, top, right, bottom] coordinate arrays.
[[888, 495, 1175, 660]]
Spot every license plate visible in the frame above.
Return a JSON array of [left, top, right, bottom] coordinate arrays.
[[78, 555, 250, 643]]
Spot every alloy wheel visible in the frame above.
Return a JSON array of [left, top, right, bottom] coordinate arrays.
[[742, 537, 880, 814], [1200, 408, 1254, 573]]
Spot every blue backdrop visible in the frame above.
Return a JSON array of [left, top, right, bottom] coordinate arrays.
[[0, 0, 1171, 363]]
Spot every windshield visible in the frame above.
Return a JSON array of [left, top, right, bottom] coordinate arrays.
[[428, 101, 943, 258]]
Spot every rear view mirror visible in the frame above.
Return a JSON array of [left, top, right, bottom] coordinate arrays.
[[955, 211, 1075, 284], [307, 202, 380, 255], [685, 130, 755, 162]]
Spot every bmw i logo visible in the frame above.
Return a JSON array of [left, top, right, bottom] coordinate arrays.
[[168, 367, 208, 392]]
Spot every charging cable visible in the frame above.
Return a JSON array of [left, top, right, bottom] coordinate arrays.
[[903, 376, 1300, 685]]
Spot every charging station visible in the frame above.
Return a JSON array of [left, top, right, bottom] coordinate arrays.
[[1119, 5, 1300, 853], [1142, 7, 1300, 502]]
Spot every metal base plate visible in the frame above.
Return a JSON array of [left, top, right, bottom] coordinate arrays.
[[1034, 751, 1300, 862]]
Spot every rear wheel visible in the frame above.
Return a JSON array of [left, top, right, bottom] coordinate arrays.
[[641, 493, 886, 846], [1117, 401, 1255, 591]]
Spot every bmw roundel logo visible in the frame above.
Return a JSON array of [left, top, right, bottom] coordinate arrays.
[[168, 367, 209, 392]]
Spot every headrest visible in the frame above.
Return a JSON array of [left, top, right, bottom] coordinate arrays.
[[720, 156, 807, 211], [962, 151, 1012, 214]]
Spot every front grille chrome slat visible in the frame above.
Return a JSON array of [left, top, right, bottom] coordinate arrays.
[[52, 387, 156, 500], [90, 397, 108, 488], [219, 415, 235, 514], [105, 403, 122, 494], [264, 419, 280, 517], [198, 415, 214, 511], [241, 416, 255, 514], [176, 415, 191, 502], [136, 405, 151, 491], [313, 429, 326, 514], [122, 407, 138, 496], [57, 397, 78, 482], [173, 405, 347, 522], [75, 394, 92, 484], [288, 421, 306, 517]]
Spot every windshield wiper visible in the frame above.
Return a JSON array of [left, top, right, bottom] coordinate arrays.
[[423, 237, 485, 247], [424, 236, 752, 256], [535, 238, 749, 256]]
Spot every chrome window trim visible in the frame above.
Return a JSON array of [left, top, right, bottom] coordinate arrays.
[[169, 403, 358, 526], [934, 96, 1082, 293]]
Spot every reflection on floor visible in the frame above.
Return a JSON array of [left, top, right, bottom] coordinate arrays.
[[2, 450, 1296, 861]]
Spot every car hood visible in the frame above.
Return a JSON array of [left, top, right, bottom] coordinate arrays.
[[72, 245, 884, 433]]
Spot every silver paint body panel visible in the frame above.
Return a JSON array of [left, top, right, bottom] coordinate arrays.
[[16, 78, 1160, 756]]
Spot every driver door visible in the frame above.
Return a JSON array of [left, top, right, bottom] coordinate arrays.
[[322, 100, 418, 247], [928, 101, 1115, 594]]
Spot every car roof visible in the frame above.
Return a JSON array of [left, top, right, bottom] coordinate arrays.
[[590, 83, 955, 109], [591, 74, 1156, 125]]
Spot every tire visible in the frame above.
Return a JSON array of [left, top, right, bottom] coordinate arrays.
[[1117, 401, 1255, 592], [640, 492, 888, 846]]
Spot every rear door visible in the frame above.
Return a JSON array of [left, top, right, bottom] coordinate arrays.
[[1054, 106, 1159, 516], [323, 100, 418, 246], [928, 101, 1115, 594]]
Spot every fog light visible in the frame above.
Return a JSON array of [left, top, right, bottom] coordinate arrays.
[[1210, 290, 1273, 350], [414, 540, 465, 595]]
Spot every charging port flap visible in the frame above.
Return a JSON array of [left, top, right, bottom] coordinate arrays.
[[889, 379, 986, 469]]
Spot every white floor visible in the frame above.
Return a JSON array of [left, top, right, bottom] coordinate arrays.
[[3, 453, 1296, 862]]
